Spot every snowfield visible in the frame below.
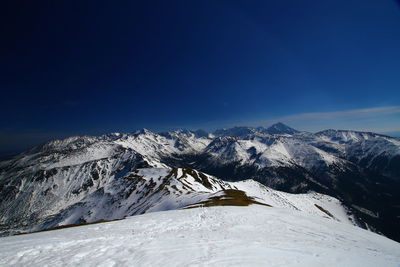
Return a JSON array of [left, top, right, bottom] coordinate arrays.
[[1, 205, 399, 267]]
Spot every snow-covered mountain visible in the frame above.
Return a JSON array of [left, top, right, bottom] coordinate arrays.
[[315, 129, 400, 178], [1, 205, 399, 267], [0, 163, 356, 235], [265, 121, 300, 134], [0, 122, 399, 241]]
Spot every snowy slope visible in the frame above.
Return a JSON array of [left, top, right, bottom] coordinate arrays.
[[1, 205, 399, 267], [32, 167, 356, 232], [204, 132, 356, 172], [316, 129, 400, 178], [232, 180, 354, 224], [0, 130, 212, 234]]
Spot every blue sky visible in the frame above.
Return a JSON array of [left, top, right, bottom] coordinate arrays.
[[1, 0, 400, 154]]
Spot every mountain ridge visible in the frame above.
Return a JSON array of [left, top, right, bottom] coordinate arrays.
[[1, 123, 399, 241]]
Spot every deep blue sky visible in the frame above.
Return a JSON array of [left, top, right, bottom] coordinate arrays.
[[1, 0, 400, 153]]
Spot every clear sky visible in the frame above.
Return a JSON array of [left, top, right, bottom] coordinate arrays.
[[1, 0, 400, 154]]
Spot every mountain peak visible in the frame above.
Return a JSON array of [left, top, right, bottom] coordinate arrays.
[[266, 122, 299, 135]]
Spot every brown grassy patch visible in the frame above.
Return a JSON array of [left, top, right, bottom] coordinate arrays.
[[183, 189, 272, 209]]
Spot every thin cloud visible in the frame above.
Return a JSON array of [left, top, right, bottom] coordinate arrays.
[[171, 106, 400, 133], [264, 106, 400, 122], [251, 106, 400, 134]]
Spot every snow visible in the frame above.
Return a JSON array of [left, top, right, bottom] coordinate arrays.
[[2, 165, 354, 235], [115, 129, 212, 161], [45, 144, 117, 169], [136, 167, 171, 180], [260, 140, 292, 164], [232, 180, 355, 225], [1, 205, 399, 267]]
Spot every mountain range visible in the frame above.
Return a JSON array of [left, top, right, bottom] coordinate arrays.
[[0, 123, 399, 241]]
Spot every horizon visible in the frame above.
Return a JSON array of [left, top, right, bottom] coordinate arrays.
[[1, 121, 399, 157], [1, 0, 400, 155]]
